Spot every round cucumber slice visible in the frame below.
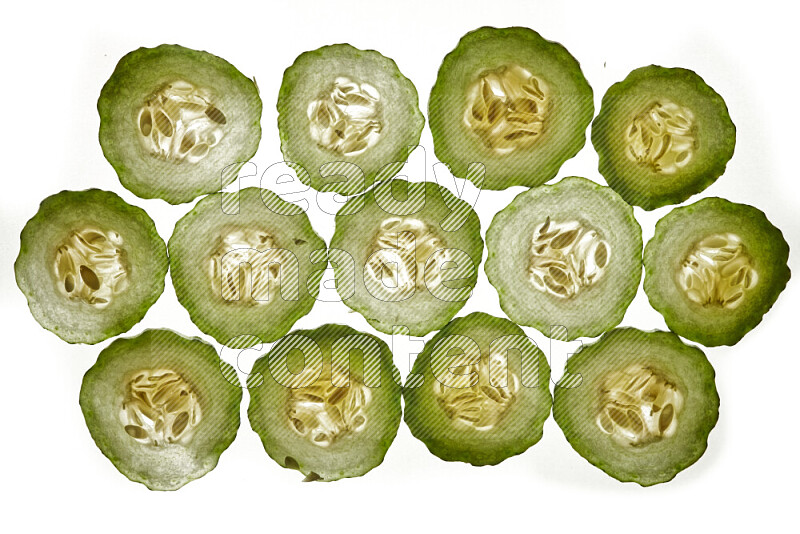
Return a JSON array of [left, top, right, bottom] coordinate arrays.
[[330, 178, 483, 336], [404, 312, 551, 465], [644, 197, 790, 346], [169, 187, 326, 348], [553, 328, 719, 486], [80, 329, 242, 490], [485, 177, 642, 340], [278, 44, 424, 196], [429, 26, 594, 190], [247, 324, 402, 481], [592, 65, 736, 210], [99, 44, 262, 204], [15, 189, 167, 344]]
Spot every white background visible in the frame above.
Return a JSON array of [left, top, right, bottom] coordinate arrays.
[[2, 0, 798, 531]]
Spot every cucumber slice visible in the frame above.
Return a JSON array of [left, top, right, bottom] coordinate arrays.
[[99, 44, 262, 204], [247, 324, 402, 481], [15, 189, 167, 344], [403, 312, 551, 465], [278, 44, 424, 196], [485, 177, 642, 340], [80, 329, 242, 490], [592, 65, 736, 210], [553, 328, 719, 486], [429, 26, 593, 190], [169, 187, 326, 348], [329, 179, 483, 336], [644, 197, 790, 346]]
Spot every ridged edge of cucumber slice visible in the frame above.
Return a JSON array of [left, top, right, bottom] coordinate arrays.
[[553, 328, 719, 486], [247, 324, 402, 481], [278, 43, 424, 195], [80, 329, 242, 490], [99, 44, 262, 204], [403, 312, 552, 465], [592, 65, 735, 210], [485, 177, 642, 340], [644, 197, 790, 346], [15, 189, 167, 344], [430, 26, 594, 190]]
